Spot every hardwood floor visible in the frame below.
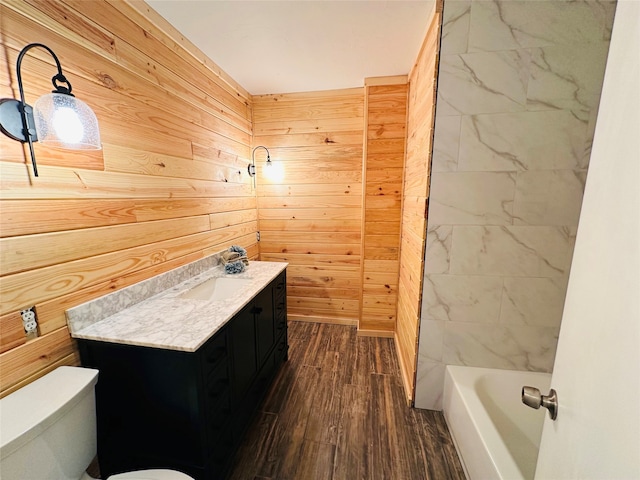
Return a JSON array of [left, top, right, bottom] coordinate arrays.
[[227, 321, 466, 480]]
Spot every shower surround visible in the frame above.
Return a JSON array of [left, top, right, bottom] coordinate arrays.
[[415, 0, 616, 410]]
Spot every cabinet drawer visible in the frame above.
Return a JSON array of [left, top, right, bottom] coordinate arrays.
[[201, 328, 228, 374], [207, 429, 235, 479], [275, 313, 287, 334], [206, 362, 231, 408], [274, 334, 288, 360], [275, 272, 286, 297], [275, 296, 287, 318], [207, 389, 232, 433]]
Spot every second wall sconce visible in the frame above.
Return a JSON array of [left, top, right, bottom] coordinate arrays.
[[247, 145, 273, 188], [0, 43, 101, 177], [247, 145, 272, 177]]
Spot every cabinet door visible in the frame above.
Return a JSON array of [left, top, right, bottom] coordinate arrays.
[[231, 303, 257, 400], [255, 284, 275, 366], [79, 341, 204, 477]]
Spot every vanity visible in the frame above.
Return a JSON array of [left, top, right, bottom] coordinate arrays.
[[66, 258, 288, 480]]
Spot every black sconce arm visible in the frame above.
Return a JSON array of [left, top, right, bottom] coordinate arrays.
[[19, 43, 72, 177], [0, 43, 88, 177]]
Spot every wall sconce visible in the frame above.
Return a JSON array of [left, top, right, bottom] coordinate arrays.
[[247, 145, 272, 188], [247, 146, 284, 185], [247, 145, 272, 177], [0, 43, 101, 177]]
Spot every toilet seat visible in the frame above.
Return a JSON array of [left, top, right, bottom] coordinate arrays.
[[108, 469, 194, 480]]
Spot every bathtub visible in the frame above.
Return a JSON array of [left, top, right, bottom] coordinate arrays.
[[443, 366, 551, 480]]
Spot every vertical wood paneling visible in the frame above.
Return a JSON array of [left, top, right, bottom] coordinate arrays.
[[254, 90, 365, 325], [396, 5, 442, 403], [359, 79, 408, 335], [0, 0, 257, 397]]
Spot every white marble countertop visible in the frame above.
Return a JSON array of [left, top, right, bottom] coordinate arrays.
[[68, 261, 287, 352]]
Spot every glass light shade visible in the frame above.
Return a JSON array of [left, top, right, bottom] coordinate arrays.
[[263, 160, 284, 182], [33, 93, 101, 150]]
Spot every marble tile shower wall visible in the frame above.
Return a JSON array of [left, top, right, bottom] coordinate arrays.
[[415, 0, 616, 409]]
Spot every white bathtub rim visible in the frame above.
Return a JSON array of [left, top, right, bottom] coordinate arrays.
[[445, 367, 512, 480], [444, 365, 551, 480], [444, 377, 492, 480]]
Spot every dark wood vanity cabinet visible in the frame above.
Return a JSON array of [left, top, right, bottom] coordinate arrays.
[[77, 270, 288, 480]]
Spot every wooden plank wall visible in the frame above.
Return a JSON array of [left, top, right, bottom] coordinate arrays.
[[0, 0, 258, 397], [395, 4, 442, 403], [253, 90, 365, 325], [359, 77, 408, 336]]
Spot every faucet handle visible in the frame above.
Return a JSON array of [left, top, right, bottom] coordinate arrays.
[[522, 386, 558, 420]]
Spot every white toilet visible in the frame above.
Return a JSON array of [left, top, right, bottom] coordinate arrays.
[[0, 366, 194, 480]]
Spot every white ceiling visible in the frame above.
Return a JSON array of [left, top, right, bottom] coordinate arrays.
[[146, 0, 435, 95]]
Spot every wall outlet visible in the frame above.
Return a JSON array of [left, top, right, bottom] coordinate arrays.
[[20, 307, 39, 340]]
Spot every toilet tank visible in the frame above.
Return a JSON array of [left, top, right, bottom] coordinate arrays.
[[0, 366, 99, 480]]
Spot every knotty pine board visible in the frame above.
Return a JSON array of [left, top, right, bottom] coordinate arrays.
[[258, 207, 361, 221], [259, 219, 361, 233], [1, 212, 255, 284], [395, 6, 441, 404], [261, 254, 360, 270], [102, 143, 250, 183], [0, 162, 254, 200], [258, 242, 362, 257], [264, 131, 364, 148], [257, 195, 363, 211], [0, 216, 211, 276], [0, 312, 27, 354], [0, 198, 256, 237], [359, 81, 408, 335]]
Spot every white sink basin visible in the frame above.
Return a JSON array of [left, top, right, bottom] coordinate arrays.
[[179, 277, 252, 302]]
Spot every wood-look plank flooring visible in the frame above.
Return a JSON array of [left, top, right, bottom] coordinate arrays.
[[228, 321, 466, 480]]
